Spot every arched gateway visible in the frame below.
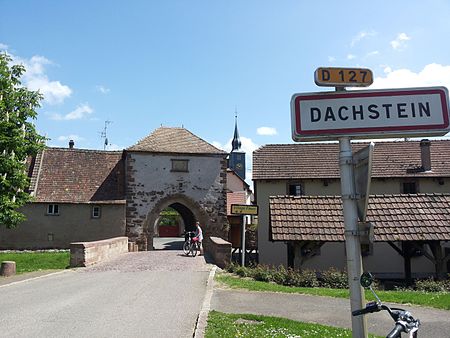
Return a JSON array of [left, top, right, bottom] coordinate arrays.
[[125, 127, 229, 251]]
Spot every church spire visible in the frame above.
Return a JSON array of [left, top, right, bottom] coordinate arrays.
[[231, 111, 241, 152]]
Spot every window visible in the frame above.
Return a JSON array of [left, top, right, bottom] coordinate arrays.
[[288, 183, 304, 196], [92, 205, 101, 219], [402, 181, 418, 194], [171, 159, 189, 172], [47, 204, 59, 215]]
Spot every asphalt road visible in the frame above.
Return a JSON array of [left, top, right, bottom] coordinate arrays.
[[211, 288, 450, 337], [0, 249, 210, 338]]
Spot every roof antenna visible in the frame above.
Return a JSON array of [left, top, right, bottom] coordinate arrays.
[[99, 120, 112, 150]]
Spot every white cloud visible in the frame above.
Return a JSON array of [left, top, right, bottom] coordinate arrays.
[[365, 51, 379, 57], [11, 54, 72, 105], [51, 103, 93, 121], [95, 85, 110, 94], [390, 33, 411, 50], [257, 127, 277, 136], [0, 43, 8, 50], [57, 135, 84, 142], [328, 56, 336, 63], [347, 54, 356, 60], [351, 30, 377, 47], [371, 63, 450, 89]]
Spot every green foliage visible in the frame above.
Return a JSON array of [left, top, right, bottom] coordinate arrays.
[[318, 267, 349, 289], [415, 277, 450, 292], [0, 251, 70, 274], [0, 53, 46, 228], [216, 273, 450, 310], [205, 311, 382, 338]]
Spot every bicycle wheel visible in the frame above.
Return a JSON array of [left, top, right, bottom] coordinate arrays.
[[190, 242, 198, 257], [183, 241, 190, 255]]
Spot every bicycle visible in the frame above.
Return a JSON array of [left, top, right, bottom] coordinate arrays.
[[352, 272, 420, 338], [183, 231, 196, 255]]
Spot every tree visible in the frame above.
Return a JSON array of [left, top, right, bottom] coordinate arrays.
[[0, 53, 45, 228]]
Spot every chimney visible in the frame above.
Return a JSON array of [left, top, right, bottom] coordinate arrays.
[[420, 139, 431, 171], [69, 140, 75, 149]]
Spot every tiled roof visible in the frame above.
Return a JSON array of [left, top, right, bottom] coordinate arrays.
[[33, 148, 125, 203], [253, 140, 450, 180], [269, 194, 450, 242], [127, 127, 226, 155]]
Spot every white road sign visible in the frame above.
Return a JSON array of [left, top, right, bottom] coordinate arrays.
[[291, 87, 450, 141]]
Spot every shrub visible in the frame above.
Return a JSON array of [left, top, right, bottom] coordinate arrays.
[[252, 265, 272, 282], [234, 265, 251, 278], [415, 278, 449, 292], [319, 268, 348, 289], [270, 265, 288, 285], [295, 269, 319, 288]]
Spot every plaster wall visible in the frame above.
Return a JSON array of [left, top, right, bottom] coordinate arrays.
[[255, 176, 450, 272], [0, 203, 126, 249]]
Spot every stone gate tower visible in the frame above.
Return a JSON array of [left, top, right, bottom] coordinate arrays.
[[125, 127, 228, 251]]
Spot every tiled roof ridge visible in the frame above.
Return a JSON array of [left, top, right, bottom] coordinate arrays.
[[128, 126, 226, 154], [45, 147, 123, 154]]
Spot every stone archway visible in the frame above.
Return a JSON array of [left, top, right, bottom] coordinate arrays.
[[144, 194, 209, 250]]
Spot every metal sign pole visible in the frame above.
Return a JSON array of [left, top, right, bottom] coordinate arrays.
[[339, 136, 368, 338], [241, 216, 246, 266]]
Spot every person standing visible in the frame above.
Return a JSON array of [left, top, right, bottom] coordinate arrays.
[[194, 221, 203, 255]]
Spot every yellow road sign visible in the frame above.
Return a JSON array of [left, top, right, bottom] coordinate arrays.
[[231, 204, 258, 215], [315, 67, 373, 87]]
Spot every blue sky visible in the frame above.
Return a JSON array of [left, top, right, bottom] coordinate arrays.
[[2, 1, 450, 180]]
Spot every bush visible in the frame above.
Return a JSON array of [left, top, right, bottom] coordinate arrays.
[[270, 265, 288, 285], [252, 265, 272, 282], [319, 268, 348, 289], [415, 278, 449, 292], [293, 269, 319, 288]]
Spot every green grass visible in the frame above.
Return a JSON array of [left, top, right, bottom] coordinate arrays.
[[216, 273, 450, 310], [0, 252, 70, 274], [205, 311, 382, 338]]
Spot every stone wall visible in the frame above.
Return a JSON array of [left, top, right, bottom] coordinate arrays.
[[209, 236, 231, 269], [70, 236, 129, 267], [125, 152, 228, 250]]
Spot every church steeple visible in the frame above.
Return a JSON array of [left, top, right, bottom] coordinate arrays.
[[231, 113, 241, 152], [229, 111, 246, 181]]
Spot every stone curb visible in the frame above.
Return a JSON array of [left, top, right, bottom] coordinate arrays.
[[194, 265, 217, 338]]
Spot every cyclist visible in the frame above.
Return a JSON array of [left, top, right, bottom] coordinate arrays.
[[194, 221, 203, 255]]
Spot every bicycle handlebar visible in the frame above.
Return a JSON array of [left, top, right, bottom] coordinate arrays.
[[386, 323, 404, 338], [352, 301, 380, 316]]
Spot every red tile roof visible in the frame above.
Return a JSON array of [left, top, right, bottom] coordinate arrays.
[[253, 140, 450, 180], [269, 194, 450, 242], [32, 148, 125, 203], [128, 127, 226, 155]]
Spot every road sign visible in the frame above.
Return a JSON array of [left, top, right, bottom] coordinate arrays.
[[231, 204, 258, 215], [353, 143, 374, 222], [315, 67, 373, 87], [291, 86, 450, 141]]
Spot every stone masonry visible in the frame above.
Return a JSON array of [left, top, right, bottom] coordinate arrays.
[[125, 152, 228, 251]]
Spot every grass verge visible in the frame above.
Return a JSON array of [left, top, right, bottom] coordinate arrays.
[[0, 252, 70, 274], [205, 311, 382, 338], [216, 273, 450, 310]]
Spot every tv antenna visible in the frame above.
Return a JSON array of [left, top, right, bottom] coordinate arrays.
[[99, 120, 112, 150]]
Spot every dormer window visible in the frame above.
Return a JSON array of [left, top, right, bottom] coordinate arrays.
[[171, 159, 189, 172]]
